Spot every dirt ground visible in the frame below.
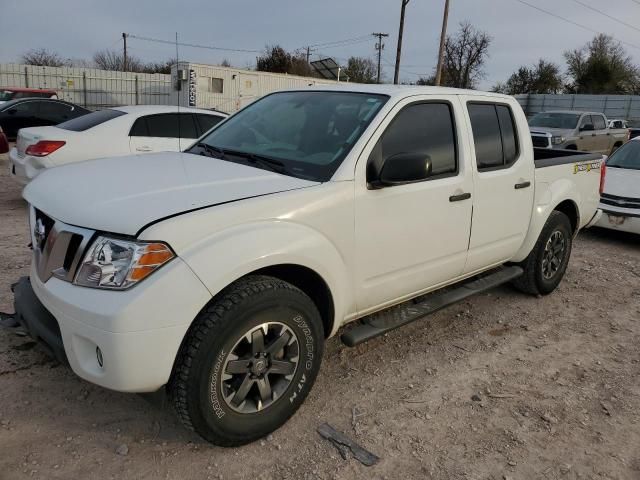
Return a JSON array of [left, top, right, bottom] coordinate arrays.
[[0, 154, 638, 480]]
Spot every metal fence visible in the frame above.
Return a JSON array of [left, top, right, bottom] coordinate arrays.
[[515, 94, 640, 125], [0, 64, 172, 110]]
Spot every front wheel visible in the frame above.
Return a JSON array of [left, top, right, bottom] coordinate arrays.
[[512, 211, 573, 295], [169, 275, 324, 446]]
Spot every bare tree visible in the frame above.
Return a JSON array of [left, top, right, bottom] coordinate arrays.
[[220, 59, 232, 68], [439, 22, 491, 89], [93, 49, 142, 72], [21, 48, 67, 67]]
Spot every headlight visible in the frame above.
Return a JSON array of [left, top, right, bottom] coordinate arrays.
[[551, 136, 565, 145], [74, 236, 174, 290]]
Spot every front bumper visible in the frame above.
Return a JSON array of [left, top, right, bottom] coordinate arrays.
[[15, 258, 211, 392]]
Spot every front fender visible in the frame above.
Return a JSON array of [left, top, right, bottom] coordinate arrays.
[[512, 178, 580, 263], [177, 220, 352, 336]]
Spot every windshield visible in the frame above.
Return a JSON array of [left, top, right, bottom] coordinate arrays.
[[607, 140, 640, 170], [529, 112, 580, 129], [0, 91, 15, 102], [189, 91, 388, 182]]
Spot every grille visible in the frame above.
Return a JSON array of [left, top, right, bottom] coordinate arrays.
[[30, 206, 95, 283], [601, 193, 640, 210], [531, 135, 550, 148]]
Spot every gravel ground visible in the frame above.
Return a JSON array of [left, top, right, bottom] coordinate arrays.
[[0, 155, 639, 480]]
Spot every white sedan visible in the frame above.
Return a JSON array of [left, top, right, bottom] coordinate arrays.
[[596, 137, 640, 234], [9, 105, 227, 184]]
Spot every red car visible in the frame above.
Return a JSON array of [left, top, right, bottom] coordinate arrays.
[[0, 87, 58, 103], [0, 126, 8, 154]]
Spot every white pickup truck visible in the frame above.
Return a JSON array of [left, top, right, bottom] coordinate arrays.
[[14, 86, 604, 446]]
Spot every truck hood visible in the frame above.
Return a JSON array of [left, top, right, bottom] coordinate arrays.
[[529, 127, 573, 137], [23, 152, 319, 235]]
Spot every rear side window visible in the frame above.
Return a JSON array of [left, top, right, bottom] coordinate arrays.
[[593, 115, 606, 130], [138, 114, 198, 139], [468, 103, 519, 170], [58, 109, 126, 132], [196, 114, 224, 134], [369, 102, 457, 180]]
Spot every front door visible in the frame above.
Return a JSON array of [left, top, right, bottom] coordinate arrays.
[[463, 99, 535, 273], [354, 98, 473, 313]]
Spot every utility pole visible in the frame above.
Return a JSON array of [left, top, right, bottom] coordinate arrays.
[[434, 0, 450, 86], [306, 46, 311, 64], [122, 32, 128, 72], [372, 32, 389, 84], [394, 0, 410, 85]]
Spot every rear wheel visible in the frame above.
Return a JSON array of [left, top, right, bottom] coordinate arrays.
[[512, 211, 573, 295], [168, 275, 324, 446]]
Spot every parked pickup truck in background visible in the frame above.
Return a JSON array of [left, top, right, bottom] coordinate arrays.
[[529, 110, 628, 154], [14, 86, 604, 446]]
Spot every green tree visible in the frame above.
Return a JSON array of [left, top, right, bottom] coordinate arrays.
[[564, 34, 639, 94], [494, 59, 563, 94], [256, 45, 312, 76], [343, 56, 377, 83]]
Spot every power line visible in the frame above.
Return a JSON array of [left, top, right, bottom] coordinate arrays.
[[571, 0, 640, 34], [305, 35, 372, 49], [127, 34, 262, 53], [511, 0, 640, 50]]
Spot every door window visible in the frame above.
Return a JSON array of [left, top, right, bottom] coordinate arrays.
[[579, 115, 594, 129], [368, 102, 457, 183], [468, 103, 519, 170], [592, 115, 606, 130], [196, 113, 224, 134], [40, 102, 73, 122], [133, 113, 198, 138], [7, 101, 39, 115]]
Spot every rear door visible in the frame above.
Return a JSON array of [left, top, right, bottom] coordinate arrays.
[[129, 113, 199, 153], [464, 99, 535, 274]]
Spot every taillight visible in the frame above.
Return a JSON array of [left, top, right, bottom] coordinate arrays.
[[25, 140, 66, 157], [599, 161, 607, 195]]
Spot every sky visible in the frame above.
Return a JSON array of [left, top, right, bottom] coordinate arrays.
[[1, 0, 639, 89]]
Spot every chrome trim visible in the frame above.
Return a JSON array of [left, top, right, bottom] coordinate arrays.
[[30, 206, 95, 283]]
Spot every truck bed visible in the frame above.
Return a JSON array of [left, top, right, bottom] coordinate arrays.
[[533, 148, 603, 169]]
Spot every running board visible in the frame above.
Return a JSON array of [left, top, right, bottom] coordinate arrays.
[[341, 266, 524, 347]]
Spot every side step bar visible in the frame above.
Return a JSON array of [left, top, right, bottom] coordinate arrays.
[[341, 266, 523, 347]]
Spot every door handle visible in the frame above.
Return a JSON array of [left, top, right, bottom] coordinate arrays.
[[515, 181, 531, 189], [136, 146, 152, 152], [449, 192, 471, 202]]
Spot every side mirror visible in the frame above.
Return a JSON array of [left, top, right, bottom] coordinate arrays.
[[373, 153, 432, 188], [580, 124, 594, 132]]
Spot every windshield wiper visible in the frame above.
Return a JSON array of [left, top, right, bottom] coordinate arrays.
[[192, 142, 226, 159], [224, 149, 289, 174]]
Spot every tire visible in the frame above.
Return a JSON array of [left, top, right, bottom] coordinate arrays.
[[168, 275, 324, 446], [512, 211, 573, 296]]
